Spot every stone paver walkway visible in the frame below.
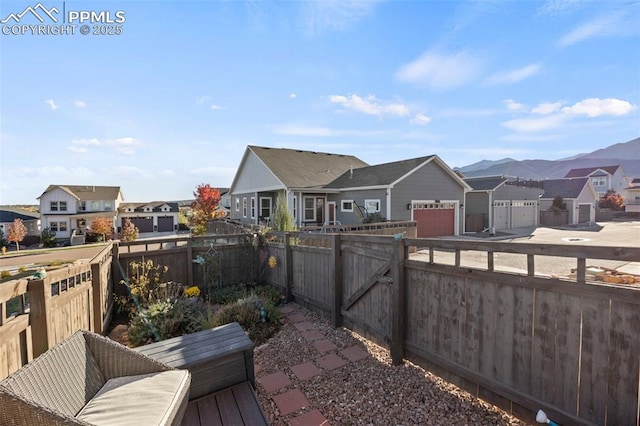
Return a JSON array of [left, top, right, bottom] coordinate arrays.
[[254, 304, 360, 425]]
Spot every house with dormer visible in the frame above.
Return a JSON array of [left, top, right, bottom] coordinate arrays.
[[564, 165, 630, 200], [38, 185, 123, 243], [118, 202, 180, 235]]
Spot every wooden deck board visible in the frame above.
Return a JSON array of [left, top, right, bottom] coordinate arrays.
[[183, 383, 268, 426]]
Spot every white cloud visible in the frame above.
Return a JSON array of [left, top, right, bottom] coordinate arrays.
[[301, 0, 381, 35], [45, 99, 59, 110], [503, 99, 526, 112], [561, 98, 635, 117], [411, 113, 432, 125], [558, 12, 630, 47], [502, 114, 568, 133], [538, 0, 582, 16], [68, 138, 100, 154], [290, 93, 297, 99], [484, 63, 541, 85], [329, 94, 409, 117], [74, 100, 86, 107], [196, 96, 211, 105], [210, 104, 221, 110], [107, 137, 143, 155], [532, 102, 563, 115], [395, 50, 484, 91], [273, 124, 392, 138]]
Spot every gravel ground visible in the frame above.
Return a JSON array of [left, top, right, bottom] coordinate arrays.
[[254, 303, 531, 425]]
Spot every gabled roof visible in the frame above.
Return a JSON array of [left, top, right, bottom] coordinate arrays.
[[39, 185, 122, 201], [325, 155, 471, 190], [540, 178, 591, 199], [463, 176, 507, 191], [564, 165, 621, 178], [247, 146, 368, 189], [119, 202, 178, 213], [0, 208, 39, 223]]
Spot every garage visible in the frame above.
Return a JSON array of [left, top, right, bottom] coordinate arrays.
[[158, 216, 174, 232], [412, 202, 456, 238], [511, 201, 537, 228], [129, 217, 153, 233]]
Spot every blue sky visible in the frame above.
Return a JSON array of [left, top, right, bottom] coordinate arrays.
[[1, 0, 638, 205]]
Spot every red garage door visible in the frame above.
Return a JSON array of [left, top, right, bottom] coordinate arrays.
[[413, 202, 456, 238]]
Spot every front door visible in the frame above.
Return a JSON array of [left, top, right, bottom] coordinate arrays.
[[327, 202, 336, 225]]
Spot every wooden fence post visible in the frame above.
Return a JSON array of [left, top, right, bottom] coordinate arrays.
[[331, 234, 342, 328], [27, 279, 49, 358], [284, 233, 293, 302], [390, 237, 406, 365], [91, 261, 101, 334], [186, 237, 194, 286]]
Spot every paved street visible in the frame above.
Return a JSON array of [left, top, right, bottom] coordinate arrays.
[[0, 244, 107, 272]]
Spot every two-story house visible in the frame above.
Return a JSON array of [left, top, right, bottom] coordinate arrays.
[[118, 202, 180, 235], [38, 185, 123, 243], [564, 165, 630, 200]]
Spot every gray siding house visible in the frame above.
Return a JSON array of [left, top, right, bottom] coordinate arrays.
[[540, 178, 598, 225], [325, 156, 470, 237], [229, 146, 368, 227], [464, 176, 544, 232], [565, 165, 630, 200]]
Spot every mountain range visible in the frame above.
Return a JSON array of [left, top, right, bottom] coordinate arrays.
[[456, 137, 640, 180]]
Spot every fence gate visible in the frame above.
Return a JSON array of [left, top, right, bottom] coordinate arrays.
[[339, 235, 395, 346]]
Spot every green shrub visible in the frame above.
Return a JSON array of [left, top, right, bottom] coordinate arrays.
[[41, 227, 57, 248], [128, 298, 207, 347], [1, 270, 11, 279]]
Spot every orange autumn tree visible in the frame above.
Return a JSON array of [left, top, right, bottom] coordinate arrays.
[[7, 218, 27, 252], [90, 217, 114, 242], [190, 183, 222, 235]]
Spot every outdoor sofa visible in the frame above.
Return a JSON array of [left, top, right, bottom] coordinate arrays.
[[0, 329, 191, 425]]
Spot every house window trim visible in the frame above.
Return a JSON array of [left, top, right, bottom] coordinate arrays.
[[250, 197, 256, 219], [341, 200, 354, 212], [242, 197, 248, 218], [259, 197, 272, 221], [235, 197, 240, 212], [303, 196, 316, 222], [50, 201, 58, 212], [364, 199, 381, 213], [59, 201, 67, 212]]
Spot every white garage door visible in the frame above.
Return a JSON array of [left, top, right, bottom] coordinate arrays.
[[511, 201, 537, 228], [493, 201, 509, 230]]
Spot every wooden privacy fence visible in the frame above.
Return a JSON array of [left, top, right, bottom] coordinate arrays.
[[0, 243, 114, 380], [265, 232, 640, 425], [115, 234, 256, 295]]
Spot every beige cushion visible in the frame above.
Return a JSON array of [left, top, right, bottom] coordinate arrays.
[[76, 370, 190, 426]]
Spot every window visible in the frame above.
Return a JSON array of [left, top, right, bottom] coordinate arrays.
[[251, 197, 256, 219], [59, 222, 67, 231], [50, 201, 58, 211], [292, 197, 297, 221], [242, 198, 248, 218], [50, 222, 58, 232], [235, 197, 240, 212], [59, 201, 67, 211], [91, 201, 99, 211], [303, 197, 315, 221], [592, 177, 606, 186], [260, 197, 272, 219], [79, 201, 86, 211], [364, 199, 380, 213], [341, 200, 354, 212], [104, 201, 112, 211]]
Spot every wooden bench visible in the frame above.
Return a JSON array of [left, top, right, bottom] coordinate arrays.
[[135, 322, 268, 425]]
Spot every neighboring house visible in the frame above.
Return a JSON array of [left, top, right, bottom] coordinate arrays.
[[229, 146, 369, 227], [0, 208, 40, 245], [118, 202, 180, 236], [463, 176, 544, 232], [38, 185, 123, 242], [325, 155, 470, 237], [625, 178, 640, 214], [539, 178, 598, 225], [564, 165, 630, 199]]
